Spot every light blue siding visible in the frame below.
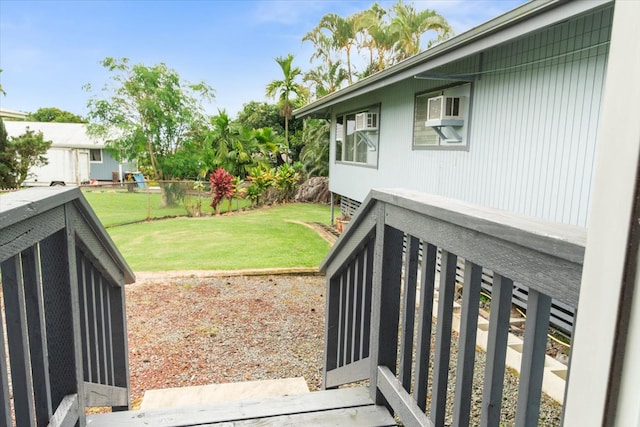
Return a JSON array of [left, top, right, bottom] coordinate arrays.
[[90, 152, 137, 181], [329, 5, 612, 227], [89, 151, 119, 181]]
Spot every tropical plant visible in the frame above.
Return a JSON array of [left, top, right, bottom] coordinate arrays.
[[209, 168, 234, 215], [235, 102, 284, 134], [359, 3, 396, 72], [227, 175, 245, 212], [273, 163, 301, 202], [185, 180, 206, 217], [300, 119, 330, 177], [246, 166, 274, 206], [302, 27, 336, 69], [265, 54, 307, 154], [302, 1, 452, 79], [209, 110, 277, 178], [304, 61, 348, 99], [318, 13, 361, 84], [85, 57, 214, 206], [389, 0, 453, 60]]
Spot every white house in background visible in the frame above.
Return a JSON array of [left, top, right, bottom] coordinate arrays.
[[295, 0, 613, 228], [4, 121, 135, 185], [0, 107, 29, 120]]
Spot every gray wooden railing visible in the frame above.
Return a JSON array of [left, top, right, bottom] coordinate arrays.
[[0, 187, 135, 427], [320, 189, 586, 427]]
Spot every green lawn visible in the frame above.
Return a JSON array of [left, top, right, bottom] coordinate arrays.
[[91, 200, 333, 271], [82, 189, 251, 227]]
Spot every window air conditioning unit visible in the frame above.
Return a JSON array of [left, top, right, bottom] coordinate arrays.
[[425, 96, 465, 127], [355, 112, 378, 131]]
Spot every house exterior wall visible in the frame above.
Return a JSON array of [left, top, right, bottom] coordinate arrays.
[[28, 147, 85, 184], [329, 5, 613, 227], [90, 151, 121, 181]]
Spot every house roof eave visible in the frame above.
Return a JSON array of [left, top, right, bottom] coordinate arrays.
[[294, 0, 613, 119]]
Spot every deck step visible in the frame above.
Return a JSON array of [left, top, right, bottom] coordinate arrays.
[[86, 387, 397, 426], [140, 377, 310, 410]]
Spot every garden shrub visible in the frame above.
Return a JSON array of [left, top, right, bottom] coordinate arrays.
[[209, 168, 234, 215]]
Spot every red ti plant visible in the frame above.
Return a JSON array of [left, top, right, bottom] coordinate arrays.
[[209, 168, 234, 215]]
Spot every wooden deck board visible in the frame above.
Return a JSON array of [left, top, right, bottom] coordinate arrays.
[[198, 406, 395, 426], [86, 387, 396, 427]]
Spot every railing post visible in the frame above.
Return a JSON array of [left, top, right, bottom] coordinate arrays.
[[22, 246, 54, 425], [480, 273, 514, 427], [430, 250, 457, 426], [414, 243, 437, 411], [323, 275, 341, 389], [452, 261, 483, 427], [1, 255, 36, 426], [399, 236, 419, 392], [40, 227, 84, 426], [65, 205, 87, 425], [515, 290, 551, 426], [0, 289, 10, 427], [369, 203, 404, 405]]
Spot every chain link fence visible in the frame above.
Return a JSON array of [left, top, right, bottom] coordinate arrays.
[[81, 180, 251, 227]]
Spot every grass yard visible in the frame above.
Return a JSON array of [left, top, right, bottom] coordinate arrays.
[[82, 188, 251, 227], [100, 203, 332, 271]]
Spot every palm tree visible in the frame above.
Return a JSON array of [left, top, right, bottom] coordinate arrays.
[[390, 0, 452, 61], [359, 3, 396, 72], [210, 110, 236, 171], [319, 13, 360, 84], [265, 54, 307, 155], [304, 61, 348, 99], [302, 28, 335, 69]]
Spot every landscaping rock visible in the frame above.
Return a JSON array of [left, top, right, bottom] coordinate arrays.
[[295, 177, 330, 204]]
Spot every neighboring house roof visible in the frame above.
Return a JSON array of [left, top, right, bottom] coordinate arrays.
[[295, 0, 612, 118], [4, 121, 106, 149], [0, 107, 29, 120]]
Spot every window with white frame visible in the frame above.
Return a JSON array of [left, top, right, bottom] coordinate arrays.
[[413, 83, 470, 149], [335, 106, 379, 167], [89, 148, 103, 163]]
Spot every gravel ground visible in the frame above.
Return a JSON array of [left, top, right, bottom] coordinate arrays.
[[126, 274, 562, 425], [126, 275, 326, 408]]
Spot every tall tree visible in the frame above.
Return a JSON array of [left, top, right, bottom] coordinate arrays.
[[360, 3, 396, 72], [318, 13, 360, 84], [304, 61, 348, 99], [265, 54, 307, 155], [28, 107, 86, 123], [0, 123, 52, 188], [302, 28, 335, 69], [85, 57, 214, 205], [303, 1, 453, 80], [390, 0, 452, 60]]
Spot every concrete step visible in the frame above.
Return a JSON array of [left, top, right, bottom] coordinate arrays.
[[140, 376, 310, 410]]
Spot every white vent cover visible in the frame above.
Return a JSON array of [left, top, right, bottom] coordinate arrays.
[[355, 112, 378, 131]]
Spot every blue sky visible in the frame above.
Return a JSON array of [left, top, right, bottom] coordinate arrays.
[[0, 0, 525, 119]]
